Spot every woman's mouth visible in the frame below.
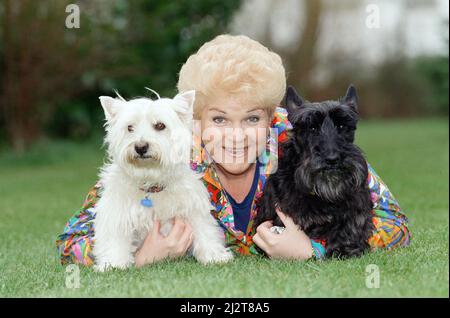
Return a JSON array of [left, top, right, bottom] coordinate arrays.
[[223, 147, 248, 158]]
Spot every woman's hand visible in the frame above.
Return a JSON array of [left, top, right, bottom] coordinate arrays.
[[253, 208, 313, 260], [135, 217, 194, 268]]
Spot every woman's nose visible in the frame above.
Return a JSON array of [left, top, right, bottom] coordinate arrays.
[[225, 126, 246, 145], [223, 127, 246, 147]]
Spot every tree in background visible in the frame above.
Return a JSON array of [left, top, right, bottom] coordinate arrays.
[[0, 0, 88, 152], [231, 0, 448, 118], [0, 0, 242, 153]]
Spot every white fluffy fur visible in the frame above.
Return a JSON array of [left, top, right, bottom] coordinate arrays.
[[93, 90, 232, 271]]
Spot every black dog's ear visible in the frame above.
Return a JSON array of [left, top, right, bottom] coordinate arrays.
[[344, 84, 358, 112], [285, 86, 305, 115]]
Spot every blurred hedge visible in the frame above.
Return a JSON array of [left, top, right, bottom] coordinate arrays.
[[0, 0, 242, 150], [414, 55, 449, 116], [46, 0, 244, 141], [0, 1, 447, 150]]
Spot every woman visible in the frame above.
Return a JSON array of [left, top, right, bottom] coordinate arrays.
[[56, 35, 410, 267]]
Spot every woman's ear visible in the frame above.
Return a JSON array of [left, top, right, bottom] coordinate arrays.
[[173, 90, 195, 125]]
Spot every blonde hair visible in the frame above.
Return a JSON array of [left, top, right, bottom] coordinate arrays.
[[177, 34, 286, 119]]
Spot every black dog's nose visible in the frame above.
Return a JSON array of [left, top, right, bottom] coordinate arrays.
[[134, 142, 149, 156], [325, 153, 340, 166]]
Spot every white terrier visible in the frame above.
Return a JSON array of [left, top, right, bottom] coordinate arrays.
[[93, 90, 233, 271]]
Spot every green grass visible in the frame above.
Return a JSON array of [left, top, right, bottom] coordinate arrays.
[[0, 118, 448, 297]]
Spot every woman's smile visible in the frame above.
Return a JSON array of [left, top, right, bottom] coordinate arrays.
[[200, 94, 270, 174], [223, 146, 248, 157]]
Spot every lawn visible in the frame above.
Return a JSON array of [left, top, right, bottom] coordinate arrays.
[[0, 118, 448, 297]]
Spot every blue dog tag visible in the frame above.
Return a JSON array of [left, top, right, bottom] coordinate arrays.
[[141, 197, 153, 207]]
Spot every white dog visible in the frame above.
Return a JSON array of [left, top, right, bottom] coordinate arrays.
[[93, 90, 233, 271]]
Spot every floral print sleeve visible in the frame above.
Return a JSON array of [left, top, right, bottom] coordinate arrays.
[[366, 163, 411, 249], [55, 182, 102, 266], [311, 163, 411, 259]]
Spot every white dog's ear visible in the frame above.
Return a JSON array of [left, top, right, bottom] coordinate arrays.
[[99, 96, 120, 121], [173, 90, 195, 124]]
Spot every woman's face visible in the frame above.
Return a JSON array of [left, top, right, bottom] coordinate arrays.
[[200, 95, 271, 175]]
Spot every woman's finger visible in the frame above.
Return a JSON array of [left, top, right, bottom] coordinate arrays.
[[180, 225, 194, 252], [168, 217, 186, 241], [151, 220, 161, 237], [275, 208, 296, 228], [186, 232, 194, 250], [259, 220, 274, 229], [168, 226, 192, 259], [179, 223, 192, 245], [252, 233, 269, 253], [256, 223, 277, 246]]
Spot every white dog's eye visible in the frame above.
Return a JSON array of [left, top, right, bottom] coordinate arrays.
[[127, 125, 134, 132], [154, 122, 166, 131]]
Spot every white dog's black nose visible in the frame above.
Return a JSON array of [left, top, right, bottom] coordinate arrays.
[[134, 142, 149, 156]]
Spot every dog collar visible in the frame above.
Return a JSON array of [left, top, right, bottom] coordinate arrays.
[[139, 184, 165, 208], [139, 184, 165, 193]]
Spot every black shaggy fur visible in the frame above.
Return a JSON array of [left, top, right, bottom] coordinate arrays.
[[254, 85, 374, 259]]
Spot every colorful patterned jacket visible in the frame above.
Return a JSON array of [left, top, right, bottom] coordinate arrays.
[[56, 107, 411, 265]]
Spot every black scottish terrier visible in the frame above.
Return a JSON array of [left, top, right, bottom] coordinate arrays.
[[254, 85, 374, 258]]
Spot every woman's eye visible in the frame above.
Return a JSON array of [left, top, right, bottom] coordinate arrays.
[[247, 116, 260, 123], [127, 125, 134, 132], [212, 117, 226, 124], [154, 122, 166, 131]]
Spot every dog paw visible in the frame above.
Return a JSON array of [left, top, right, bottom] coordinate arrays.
[[93, 261, 133, 272], [196, 247, 233, 265], [93, 263, 110, 272]]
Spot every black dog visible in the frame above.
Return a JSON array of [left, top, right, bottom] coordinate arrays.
[[254, 85, 374, 258]]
